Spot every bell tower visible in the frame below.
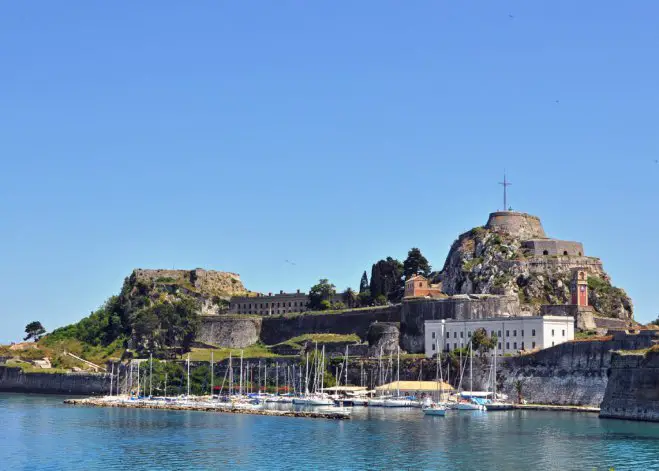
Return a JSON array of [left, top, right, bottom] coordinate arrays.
[[571, 269, 588, 306]]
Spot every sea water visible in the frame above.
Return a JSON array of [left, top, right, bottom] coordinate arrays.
[[1, 393, 658, 470]]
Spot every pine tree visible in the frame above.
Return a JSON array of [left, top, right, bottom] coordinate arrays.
[[403, 247, 431, 279], [359, 271, 369, 293]]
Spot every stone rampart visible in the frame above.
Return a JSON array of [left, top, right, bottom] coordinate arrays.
[[259, 307, 401, 345], [522, 239, 584, 257], [132, 268, 245, 297], [0, 366, 109, 395], [400, 295, 521, 353], [198, 316, 262, 348], [486, 211, 546, 239], [600, 350, 659, 421]]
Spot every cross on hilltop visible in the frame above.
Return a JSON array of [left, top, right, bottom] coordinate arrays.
[[499, 173, 512, 210]]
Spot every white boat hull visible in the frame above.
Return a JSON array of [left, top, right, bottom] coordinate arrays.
[[422, 407, 447, 416], [383, 399, 417, 408], [456, 403, 485, 411]]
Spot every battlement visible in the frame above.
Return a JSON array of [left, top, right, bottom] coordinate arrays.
[[486, 211, 546, 239]]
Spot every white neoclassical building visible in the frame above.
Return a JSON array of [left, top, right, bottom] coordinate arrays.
[[424, 316, 575, 358]]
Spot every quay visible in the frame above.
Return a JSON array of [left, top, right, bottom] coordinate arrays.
[[512, 404, 600, 413], [63, 397, 350, 420]]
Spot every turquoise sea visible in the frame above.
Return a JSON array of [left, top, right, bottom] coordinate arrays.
[[1, 393, 658, 470]]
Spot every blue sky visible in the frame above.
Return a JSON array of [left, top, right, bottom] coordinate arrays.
[[1, 1, 658, 343]]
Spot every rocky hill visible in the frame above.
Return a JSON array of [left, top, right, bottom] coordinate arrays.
[[438, 212, 633, 319], [124, 268, 248, 316]]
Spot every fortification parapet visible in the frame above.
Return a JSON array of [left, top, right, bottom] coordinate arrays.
[[486, 211, 546, 239]]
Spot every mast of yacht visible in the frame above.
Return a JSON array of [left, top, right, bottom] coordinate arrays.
[[396, 346, 400, 398], [321, 346, 326, 394], [239, 350, 243, 397], [164, 372, 168, 398], [276, 362, 279, 395], [469, 340, 473, 396], [149, 353, 153, 398], [137, 361, 140, 398], [229, 352, 233, 396], [186, 353, 191, 398], [344, 346, 349, 389], [493, 342, 497, 400], [210, 351, 214, 398], [110, 363, 114, 397], [435, 339, 440, 402], [304, 352, 309, 395], [264, 361, 268, 394]]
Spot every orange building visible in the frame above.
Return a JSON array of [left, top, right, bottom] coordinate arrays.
[[404, 275, 444, 299]]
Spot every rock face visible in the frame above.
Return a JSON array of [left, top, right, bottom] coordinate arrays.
[[197, 316, 262, 348], [367, 323, 400, 356], [438, 211, 633, 320], [600, 349, 659, 421], [124, 268, 248, 317]]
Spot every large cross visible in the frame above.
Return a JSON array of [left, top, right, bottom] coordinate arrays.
[[499, 173, 512, 210]]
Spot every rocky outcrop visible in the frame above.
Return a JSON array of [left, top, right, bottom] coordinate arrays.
[[0, 366, 109, 395], [438, 213, 633, 320], [198, 316, 262, 348], [123, 268, 248, 317], [600, 349, 659, 421], [367, 323, 400, 356]]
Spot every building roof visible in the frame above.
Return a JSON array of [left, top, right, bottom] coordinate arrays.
[[406, 275, 427, 282], [425, 315, 575, 325], [321, 386, 368, 392], [375, 381, 454, 392]]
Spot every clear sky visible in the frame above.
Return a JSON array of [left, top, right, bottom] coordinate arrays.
[[1, 1, 658, 343]]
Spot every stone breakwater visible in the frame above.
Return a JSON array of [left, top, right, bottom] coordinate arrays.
[[63, 397, 350, 420], [0, 366, 109, 395]]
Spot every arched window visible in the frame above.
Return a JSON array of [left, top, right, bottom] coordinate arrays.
[[543, 250, 549, 256], [419, 282, 422, 287], [563, 251, 568, 256]]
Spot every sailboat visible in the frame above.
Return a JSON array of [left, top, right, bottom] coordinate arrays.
[[383, 346, 416, 407], [292, 346, 333, 406], [485, 343, 513, 411], [422, 340, 447, 416], [456, 341, 486, 411]]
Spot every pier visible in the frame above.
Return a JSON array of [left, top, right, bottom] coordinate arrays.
[[63, 397, 351, 420]]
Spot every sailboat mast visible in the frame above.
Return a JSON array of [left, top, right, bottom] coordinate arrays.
[[469, 341, 473, 395], [110, 363, 114, 397], [210, 351, 214, 398], [229, 352, 233, 396], [345, 346, 349, 387], [435, 340, 440, 402], [239, 350, 243, 396], [149, 353, 153, 397], [397, 346, 400, 397], [187, 353, 190, 397], [137, 361, 140, 398], [305, 352, 309, 395]]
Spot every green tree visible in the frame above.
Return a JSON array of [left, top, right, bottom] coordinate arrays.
[[373, 294, 388, 306], [343, 288, 357, 308], [403, 247, 431, 279], [358, 289, 372, 307], [24, 321, 46, 342], [308, 279, 336, 311], [359, 271, 369, 293], [370, 257, 404, 303], [471, 328, 497, 357]]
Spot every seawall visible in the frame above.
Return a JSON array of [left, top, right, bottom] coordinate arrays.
[[599, 350, 659, 421], [198, 316, 262, 348], [0, 366, 109, 395]]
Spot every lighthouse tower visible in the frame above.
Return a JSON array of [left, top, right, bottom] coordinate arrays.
[[571, 269, 588, 306]]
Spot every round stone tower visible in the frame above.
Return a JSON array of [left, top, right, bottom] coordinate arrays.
[[485, 211, 546, 240]]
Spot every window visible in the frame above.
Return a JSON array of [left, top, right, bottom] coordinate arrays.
[[552, 341, 555, 346], [468, 331, 472, 338], [432, 332, 436, 339], [498, 330, 501, 337], [431, 343, 436, 351], [506, 342, 510, 349], [454, 343, 457, 350], [513, 330, 517, 336], [454, 332, 457, 339], [419, 282, 422, 287], [491, 331, 495, 337], [521, 330, 524, 336], [513, 342, 517, 349], [446, 331, 450, 338], [543, 250, 549, 255], [498, 343, 502, 350], [552, 329, 555, 337], [532, 341, 536, 349], [521, 342, 525, 350], [562, 330, 565, 337], [563, 250, 568, 256], [532, 329, 536, 336], [506, 330, 510, 337], [460, 332, 464, 338]]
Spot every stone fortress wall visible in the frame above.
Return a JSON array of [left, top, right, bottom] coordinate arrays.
[[486, 211, 546, 239], [522, 239, 584, 257]]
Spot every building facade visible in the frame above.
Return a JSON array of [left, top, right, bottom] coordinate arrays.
[[403, 275, 443, 299], [229, 290, 347, 315], [424, 315, 575, 358]]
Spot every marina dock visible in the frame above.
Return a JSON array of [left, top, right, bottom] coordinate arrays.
[[512, 404, 600, 413], [63, 397, 351, 419]]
